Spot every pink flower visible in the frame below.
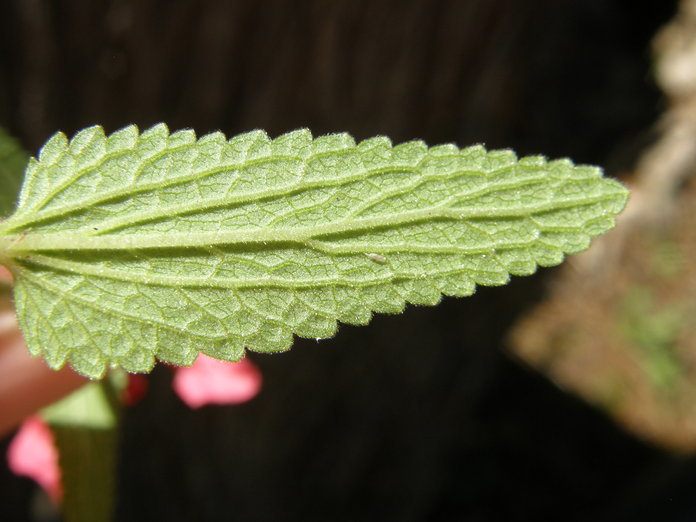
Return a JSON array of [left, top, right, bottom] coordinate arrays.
[[6, 415, 62, 502], [172, 355, 262, 408]]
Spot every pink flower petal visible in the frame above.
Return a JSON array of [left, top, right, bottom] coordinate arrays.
[[172, 355, 262, 409], [6, 416, 62, 502]]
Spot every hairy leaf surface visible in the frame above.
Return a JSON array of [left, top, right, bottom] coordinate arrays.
[[0, 124, 628, 378]]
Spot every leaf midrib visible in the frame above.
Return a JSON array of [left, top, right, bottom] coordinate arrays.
[[1, 192, 615, 253]]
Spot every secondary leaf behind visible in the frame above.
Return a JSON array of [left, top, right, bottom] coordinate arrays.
[[0, 126, 29, 217], [0, 124, 628, 378]]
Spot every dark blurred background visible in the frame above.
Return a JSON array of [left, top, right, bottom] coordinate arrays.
[[1, 1, 691, 521]]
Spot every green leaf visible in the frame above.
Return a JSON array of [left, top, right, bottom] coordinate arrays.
[[0, 124, 628, 378], [0, 126, 29, 217]]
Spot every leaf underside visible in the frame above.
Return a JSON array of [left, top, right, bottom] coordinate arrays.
[[0, 124, 628, 378]]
